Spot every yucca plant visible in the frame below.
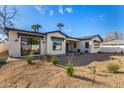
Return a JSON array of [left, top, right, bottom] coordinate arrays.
[[88, 66, 96, 88], [26, 55, 33, 64], [50, 56, 57, 65], [107, 63, 120, 87], [66, 54, 74, 77], [107, 63, 120, 73]]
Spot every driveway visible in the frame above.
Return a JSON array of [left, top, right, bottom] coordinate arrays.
[[57, 53, 124, 66]]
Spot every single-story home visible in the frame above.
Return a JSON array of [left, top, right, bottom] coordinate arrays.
[[101, 40, 124, 53], [5, 27, 103, 57]]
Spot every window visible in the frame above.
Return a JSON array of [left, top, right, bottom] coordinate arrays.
[[85, 42, 89, 48], [73, 43, 76, 48], [94, 42, 99, 48], [53, 39, 62, 50], [21, 37, 40, 56]]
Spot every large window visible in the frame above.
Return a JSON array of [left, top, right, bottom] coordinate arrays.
[[73, 43, 76, 48], [21, 37, 40, 56], [53, 39, 62, 50], [85, 42, 89, 48]]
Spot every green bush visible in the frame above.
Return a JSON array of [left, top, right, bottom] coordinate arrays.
[[26, 55, 33, 64], [107, 63, 120, 73], [66, 62, 74, 77], [50, 56, 57, 65], [43, 54, 51, 62]]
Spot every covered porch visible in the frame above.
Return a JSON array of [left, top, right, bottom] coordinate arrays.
[[66, 37, 80, 53]]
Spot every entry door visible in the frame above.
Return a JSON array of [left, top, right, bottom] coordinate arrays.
[[66, 43, 69, 52]]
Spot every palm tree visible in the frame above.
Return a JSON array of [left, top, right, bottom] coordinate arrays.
[[31, 24, 42, 32], [57, 23, 64, 30]]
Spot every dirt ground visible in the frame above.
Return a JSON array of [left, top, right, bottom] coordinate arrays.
[[0, 53, 124, 88]]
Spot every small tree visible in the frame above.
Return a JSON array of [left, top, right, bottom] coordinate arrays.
[[88, 66, 96, 87]]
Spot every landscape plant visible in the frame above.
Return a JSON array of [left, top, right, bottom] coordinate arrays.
[[26, 55, 33, 64], [88, 66, 96, 88], [107, 63, 120, 87], [50, 56, 57, 65], [107, 63, 120, 73], [66, 54, 74, 77]]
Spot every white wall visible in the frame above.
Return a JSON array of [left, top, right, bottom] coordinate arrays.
[[77, 40, 91, 53], [46, 32, 66, 55], [101, 45, 124, 53], [8, 31, 21, 57], [90, 36, 101, 53]]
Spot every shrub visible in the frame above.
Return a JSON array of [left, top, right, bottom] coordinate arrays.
[[43, 54, 51, 62], [107, 63, 120, 73], [66, 54, 74, 77], [88, 66, 96, 75], [50, 56, 57, 65], [66, 62, 74, 77], [26, 55, 33, 64]]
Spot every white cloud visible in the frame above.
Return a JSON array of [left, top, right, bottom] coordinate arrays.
[[50, 10, 54, 16], [64, 29, 72, 32], [65, 8, 73, 13], [58, 5, 64, 15], [34, 6, 45, 15], [84, 14, 106, 22]]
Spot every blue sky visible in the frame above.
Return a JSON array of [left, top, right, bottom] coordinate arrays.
[[13, 5, 124, 38]]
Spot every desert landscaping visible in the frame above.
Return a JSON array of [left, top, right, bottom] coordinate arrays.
[[0, 52, 124, 88]]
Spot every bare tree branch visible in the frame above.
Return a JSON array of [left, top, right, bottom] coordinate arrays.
[[0, 5, 18, 36]]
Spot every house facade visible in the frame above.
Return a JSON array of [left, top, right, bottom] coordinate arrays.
[[5, 28, 103, 57]]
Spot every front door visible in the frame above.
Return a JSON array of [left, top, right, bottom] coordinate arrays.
[[66, 43, 69, 53]]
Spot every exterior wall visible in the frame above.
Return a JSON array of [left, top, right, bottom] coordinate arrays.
[[8, 31, 46, 57], [101, 45, 124, 53], [77, 40, 92, 53], [8, 31, 21, 57], [46, 32, 66, 55]]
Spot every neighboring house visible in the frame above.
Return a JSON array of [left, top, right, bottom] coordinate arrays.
[[5, 27, 103, 57], [101, 40, 124, 53]]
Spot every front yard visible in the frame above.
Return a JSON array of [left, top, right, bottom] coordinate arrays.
[[0, 53, 124, 88]]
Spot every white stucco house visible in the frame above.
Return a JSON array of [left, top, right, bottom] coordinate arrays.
[[5, 27, 103, 57], [101, 40, 124, 53]]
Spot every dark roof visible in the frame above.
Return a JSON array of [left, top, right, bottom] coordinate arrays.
[[79, 35, 103, 41], [5, 27, 46, 35], [101, 40, 124, 45]]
